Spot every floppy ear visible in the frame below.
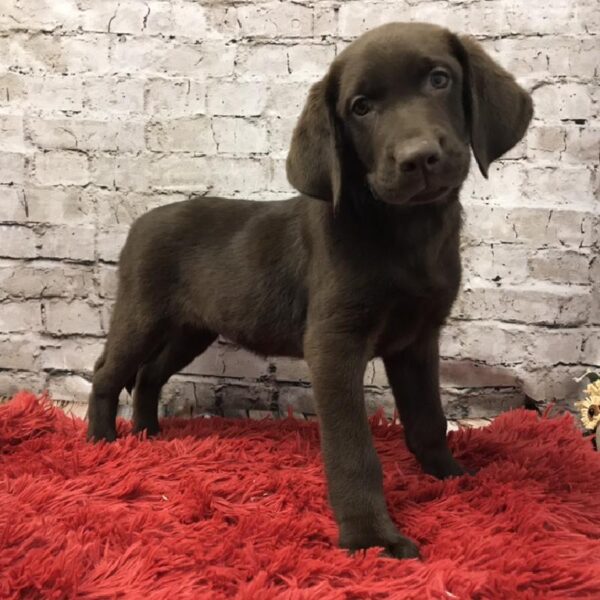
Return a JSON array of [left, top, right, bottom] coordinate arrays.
[[286, 71, 344, 206], [457, 36, 533, 177]]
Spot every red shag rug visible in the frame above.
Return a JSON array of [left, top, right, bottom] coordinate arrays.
[[1, 392, 599, 599]]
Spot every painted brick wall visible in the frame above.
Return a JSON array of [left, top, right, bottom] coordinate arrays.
[[0, 0, 598, 420]]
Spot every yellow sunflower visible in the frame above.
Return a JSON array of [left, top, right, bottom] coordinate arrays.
[[575, 381, 600, 431]]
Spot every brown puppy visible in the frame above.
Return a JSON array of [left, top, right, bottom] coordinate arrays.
[[88, 22, 532, 558]]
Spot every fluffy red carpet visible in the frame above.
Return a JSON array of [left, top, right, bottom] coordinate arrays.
[[1, 392, 599, 599]]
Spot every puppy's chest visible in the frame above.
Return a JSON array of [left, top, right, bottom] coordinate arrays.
[[373, 259, 460, 356]]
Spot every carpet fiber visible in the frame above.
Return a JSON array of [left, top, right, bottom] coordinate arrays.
[[1, 392, 599, 599]]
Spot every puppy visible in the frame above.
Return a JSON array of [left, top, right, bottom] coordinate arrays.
[[88, 22, 532, 558]]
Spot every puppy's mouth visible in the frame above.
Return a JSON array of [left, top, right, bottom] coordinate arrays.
[[409, 186, 450, 204], [368, 180, 455, 206]]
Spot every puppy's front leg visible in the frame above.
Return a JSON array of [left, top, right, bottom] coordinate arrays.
[[305, 330, 420, 559], [384, 331, 466, 479]]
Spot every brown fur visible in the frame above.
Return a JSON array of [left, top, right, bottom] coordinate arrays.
[[88, 22, 532, 558]]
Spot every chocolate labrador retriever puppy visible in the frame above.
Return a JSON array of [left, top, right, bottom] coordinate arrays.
[[88, 22, 532, 558]]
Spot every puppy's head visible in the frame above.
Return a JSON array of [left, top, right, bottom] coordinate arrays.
[[286, 22, 533, 208]]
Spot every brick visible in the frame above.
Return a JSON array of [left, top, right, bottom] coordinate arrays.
[[440, 359, 519, 388], [462, 162, 527, 205], [146, 117, 216, 153], [100, 155, 155, 192], [204, 6, 239, 40], [31, 151, 89, 186], [78, 0, 149, 34], [149, 155, 268, 194], [272, 357, 311, 383], [93, 189, 183, 226], [237, 3, 313, 38], [144, 1, 208, 41], [96, 226, 129, 262], [0, 186, 27, 221], [40, 338, 103, 373], [212, 118, 269, 154], [235, 44, 289, 80], [44, 264, 95, 298], [0, 262, 94, 299], [0, 115, 25, 152], [533, 84, 595, 123], [528, 250, 591, 284], [584, 335, 600, 366], [10, 33, 110, 75], [591, 259, 600, 325], [206, 82, 267, 116], [314, 5, 337, 37], [96, 263, 118, 299], [463, 205, 595, 249], [527, 126, 566, 159], [488, 36, 599, 80], [522, 166, 596, 208], [268, 157, 295, 193], [0, 152, 25, 185], [338, 2, 414, 38], [454, 284, 590, 326], [0, 301, 43, 332], [519, 365, 588, 402], [45, 300, 102, 335], [25, 75, 83, 111], [88, 154, 116, 189], [220, 346, 270, 379], [0, 0, 79, 32], [100, 301, 114, 333], [27, 118, 145, 152], [0, 225, 37, 258], [592, 291, 600, 326], [287, 45, 336, 80], [0, 73, 27, 107], [503, 0, 585, 36], [179, 344, 222, 377], [22, 187, 93, 224], [218, 382, 273, 412], [83, 77, 145, 114], [47, 374, 92, 403], [111, 37, 235, 77], [38, 226, 95, 261], [267, 116, 296, 158], [564, 127, 600, 164], [265, 82, 305, 118], [162, 380, 219, 417], [0, 370, 46, 398], [109, 36, 172, 73], [462, 245, 529, 285], [441, 322, 584, 366], [0, 335, 40, 370], [144, 78, 206, 116], [278, 385, 315, 415]]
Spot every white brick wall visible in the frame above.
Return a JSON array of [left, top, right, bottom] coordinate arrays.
[[0, 0, 598, 420]]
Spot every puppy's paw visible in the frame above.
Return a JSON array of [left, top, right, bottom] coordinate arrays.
[[86, 423, 117, 442], [381, 535, 421, 559], [419, 449, 469, 480], [339, 515, 421, 560], [132, 420, 161, 437]]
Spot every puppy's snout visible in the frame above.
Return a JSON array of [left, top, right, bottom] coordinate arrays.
[[395, 139, 443, 174]]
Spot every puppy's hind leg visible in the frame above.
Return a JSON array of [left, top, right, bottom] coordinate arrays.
[[132, 328, 218, 435], [87, 303, 165, 442]]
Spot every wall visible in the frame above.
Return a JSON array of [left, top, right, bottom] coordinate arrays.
[[0, 0, 598, 419]]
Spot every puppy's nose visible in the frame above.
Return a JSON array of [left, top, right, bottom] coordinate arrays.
[[396, 139, 443, 174]]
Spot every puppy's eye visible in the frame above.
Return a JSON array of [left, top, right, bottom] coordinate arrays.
[[351, 96, 372, 116], [429, 69, 451, 89]]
